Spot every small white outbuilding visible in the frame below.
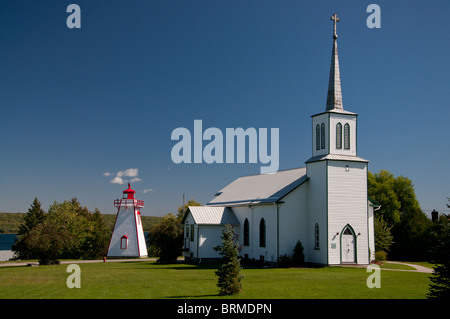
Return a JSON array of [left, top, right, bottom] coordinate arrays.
[[181, 206, 240, 262]]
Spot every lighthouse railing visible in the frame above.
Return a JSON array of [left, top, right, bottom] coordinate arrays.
[[114, 199, 144, 208]]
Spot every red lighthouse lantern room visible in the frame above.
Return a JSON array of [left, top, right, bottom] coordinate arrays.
[[123, 183, 136, 199]]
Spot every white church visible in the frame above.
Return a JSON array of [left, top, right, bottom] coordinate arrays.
[[181, 14, 379, 265]]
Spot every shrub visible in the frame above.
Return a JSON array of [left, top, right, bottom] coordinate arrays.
[[277, 254, 292, 267], [292, 241, 305, 266], [147, 213, 183, 263], [375, 251, 387, 262], [214, 224, 243, 295]]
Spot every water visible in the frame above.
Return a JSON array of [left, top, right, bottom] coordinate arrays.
[[0, 234, 17, 251]]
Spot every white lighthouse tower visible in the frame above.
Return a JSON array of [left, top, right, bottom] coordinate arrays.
[[107, 183, 148, 258]]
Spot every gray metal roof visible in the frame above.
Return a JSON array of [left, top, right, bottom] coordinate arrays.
[[207, 167, 308, 206], [184, 206, 239, 225], [305, 154, 369, 164]]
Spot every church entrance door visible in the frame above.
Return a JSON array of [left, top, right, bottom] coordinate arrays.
[[341, 226, 355, 263]]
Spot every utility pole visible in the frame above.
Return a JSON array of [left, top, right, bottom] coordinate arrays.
[[183, 193, 186, 216]]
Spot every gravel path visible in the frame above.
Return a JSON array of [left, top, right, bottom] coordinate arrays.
[[384, 261, 434, 273]]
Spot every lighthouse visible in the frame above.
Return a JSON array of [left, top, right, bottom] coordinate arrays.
[[107, 183, 148, 258]]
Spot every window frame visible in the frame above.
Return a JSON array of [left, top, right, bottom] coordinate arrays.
[[344, 123, 350, 150], [259, 218, 266, 248], [336, 122, 342, 149], [243, 218, 250, 246], [314, 223, 320, 250], [320, 123, 325, 149], [316, 124, 320, 150], [120, 235, 128, 250]]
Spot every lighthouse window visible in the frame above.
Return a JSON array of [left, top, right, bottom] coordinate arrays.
[[120, 236, 128, 249]]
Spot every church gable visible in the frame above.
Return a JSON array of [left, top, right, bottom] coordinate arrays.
[[182, 206, 239, 225]]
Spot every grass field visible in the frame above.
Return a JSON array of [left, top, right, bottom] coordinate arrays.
[[0, 261, 432, 299]]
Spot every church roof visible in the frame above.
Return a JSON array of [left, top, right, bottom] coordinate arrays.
[[183, 206, 239, 225], [207, 167, 308, 206], [305, 154, 369, 164]]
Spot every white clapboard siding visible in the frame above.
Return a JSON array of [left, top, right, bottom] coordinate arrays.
[[306, 160, 328, 264], [277, 185, 308, 258], [329, 114, 357, 156], [327, 161, 368, 264]]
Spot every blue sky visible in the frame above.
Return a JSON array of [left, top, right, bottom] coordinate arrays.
[[0, 0, 448, 217]]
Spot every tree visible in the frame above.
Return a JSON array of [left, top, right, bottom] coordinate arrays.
[[12, 197, 46, 260], [147, 213, 184, 263], [374, 215, 394, 253], [147, 199, 201, 260], [368, 170, 401, 225], [427, 212, 450, 299], [176, 199, 202, 220], [368, 169, 431, 260], [214, 224, 243, 296], [25, 222, 75, 265], [80, 208, 110, 259], [13, 197, 109, 263], [45, 198, 109, 260]]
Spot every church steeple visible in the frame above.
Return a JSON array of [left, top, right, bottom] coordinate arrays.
[[326, 13, 343, 111], [307, 14, 363, 160]]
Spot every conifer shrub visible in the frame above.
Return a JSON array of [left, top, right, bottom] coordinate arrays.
[[214, 224, 244, 295]]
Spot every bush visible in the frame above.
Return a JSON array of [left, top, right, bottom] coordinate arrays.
[[292, 241, 305, 266], [25, 222, 74, 265], [375, 251, 387, 262], [147, 213, 183, 263], [277, 254, 292, 267], [277, 241, 305, 267], [427, 216, 450, 300], [214, 224, 243, 296]]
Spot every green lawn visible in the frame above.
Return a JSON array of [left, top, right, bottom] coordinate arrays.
[[0, 261, 431, 299]]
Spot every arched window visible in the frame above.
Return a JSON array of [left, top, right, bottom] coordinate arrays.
[[321, 123, 325, 149], [344, 123, 350, 150], [120, 235, 128, 250], [316, 124, 320, 150], [244, 218, 249, 246], [314, 223, 320, 249], [259, 218, 266, 248], [336, 123, 342, 149]]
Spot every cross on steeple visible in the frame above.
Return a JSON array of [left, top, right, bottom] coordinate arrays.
[[331, 13, 339, 39]]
